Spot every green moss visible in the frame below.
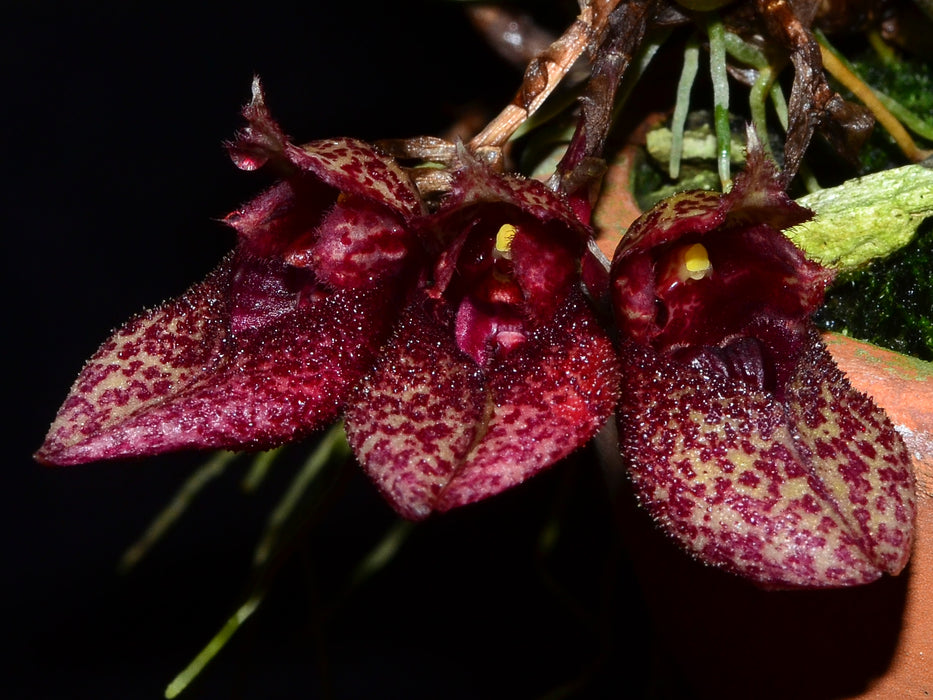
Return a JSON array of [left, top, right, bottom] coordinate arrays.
[[813, 219, 933, 361], [846, 49, 933, 173], [807, 44, 932, 360], [853, 53, 933, 118]]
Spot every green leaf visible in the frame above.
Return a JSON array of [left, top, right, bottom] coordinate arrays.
[[786, 162, 933, 271]]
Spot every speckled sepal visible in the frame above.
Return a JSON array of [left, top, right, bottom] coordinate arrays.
[[227, 78, 423, 220], [438, 145, 591, 237], [346, 289, 621, 519], [616, 330, 915, 588], [36, 252, 404, 465], [38, 83, 425, 465]]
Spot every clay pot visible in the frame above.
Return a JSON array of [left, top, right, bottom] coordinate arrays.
[[827, 335, 932, 698]]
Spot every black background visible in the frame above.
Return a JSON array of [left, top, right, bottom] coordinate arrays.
[[3, 3, 916, 699]]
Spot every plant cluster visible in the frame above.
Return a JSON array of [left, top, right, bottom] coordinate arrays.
[[36, 0, 932, 693]]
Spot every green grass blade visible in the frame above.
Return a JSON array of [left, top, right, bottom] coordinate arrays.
[[252, 422, 350, 569], [119, 451, 238, 573], [164, 592, 264, 698]]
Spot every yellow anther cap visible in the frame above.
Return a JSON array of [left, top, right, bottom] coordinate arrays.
[[683, 243, 712, 280], [495, 224, 518, 257]]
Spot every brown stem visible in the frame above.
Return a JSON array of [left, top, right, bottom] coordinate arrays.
[[468, 0, 624, 156], [756, 0, 874, 182], [555, 0, 658, 193]]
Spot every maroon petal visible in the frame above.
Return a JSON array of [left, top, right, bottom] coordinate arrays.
[[611, 141, 822, 344], [286, 193, 412, 289], [225, 179, 335, 259], [453, 293, 526, 368], [611, 190, 830, 348], [612, 189, 725, 259], [285, 139, 423, 218], [509, 219, 579, 324], [447, 147, 585, 228], [226, 77, 289, 171], [616, 330, 915, 588], [226, 178, 416, 292], [36, 253, 402, 465], [226, 80, 423, 220], [346, 290, 620, 519], [719, 136, 812, 232], [429, 149, 589, 253]]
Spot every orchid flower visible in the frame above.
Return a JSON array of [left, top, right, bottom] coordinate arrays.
[[346, 152, 621, 519], [37, 85, 620, 524], [35, 81, 423, 465], [36, 36, 918, 591], [609, 134, 916, 587]]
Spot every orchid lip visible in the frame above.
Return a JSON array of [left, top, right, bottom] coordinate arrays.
[[609, 147, 916, 587]]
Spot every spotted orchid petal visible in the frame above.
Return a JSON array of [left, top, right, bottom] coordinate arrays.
[[227, 79, 424, 220], [346, 289, 620, 519], [37, 88, 421, 465], [36, 253, 403, 465], [610, 141, 915, 587], [345, 157, 620, 518]]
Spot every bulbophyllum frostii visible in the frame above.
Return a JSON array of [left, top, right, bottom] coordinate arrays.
[[37, 1, 928, 694]]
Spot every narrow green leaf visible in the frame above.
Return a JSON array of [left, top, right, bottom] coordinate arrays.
[[119, 451, 238, 573], [252, 422, 350, 569], [240, 446, 284, 493], [348, 519, 415, 589], [164, 592, 264, 698]]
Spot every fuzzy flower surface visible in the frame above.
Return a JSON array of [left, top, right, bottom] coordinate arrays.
[[346, 154, 622, 519], [37, 86, 620, 523], [610, 140, 916, 587], [36, 81, 423, 465]]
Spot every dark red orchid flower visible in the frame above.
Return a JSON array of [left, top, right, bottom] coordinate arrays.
[[345, 153, 621, 519], [37, 86, 619, 523], [610, 134, 916, 588], [36, 81, 423, 465]]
